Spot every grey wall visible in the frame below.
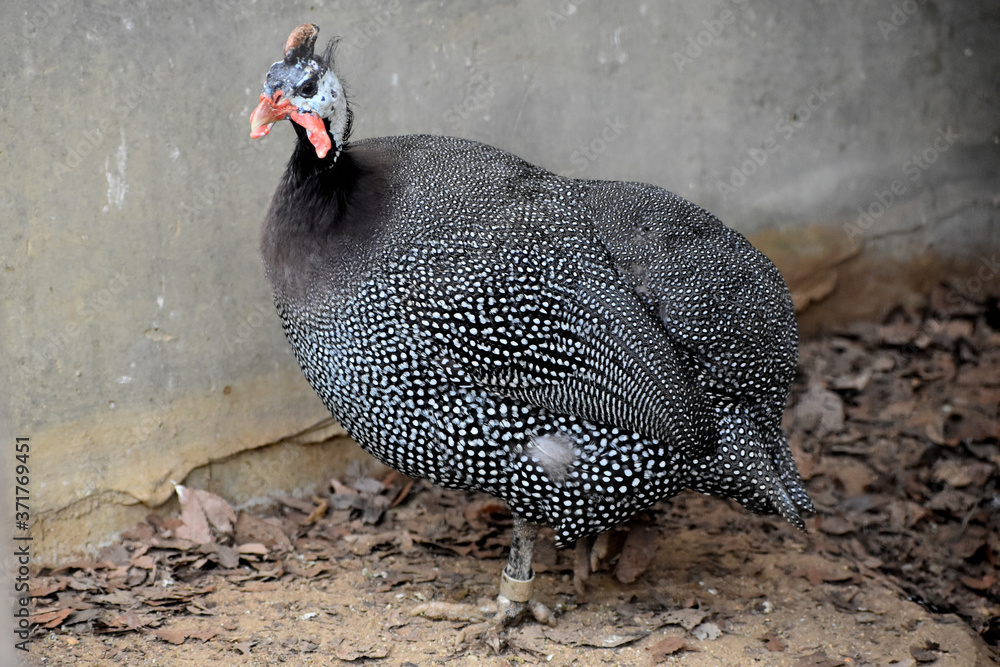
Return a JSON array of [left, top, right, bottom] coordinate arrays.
[[2, 0, 998, 565]]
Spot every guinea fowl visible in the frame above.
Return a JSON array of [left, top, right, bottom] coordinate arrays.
[[250, 24, 814, 643]]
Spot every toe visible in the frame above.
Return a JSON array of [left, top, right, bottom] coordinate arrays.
[[528, 599, 556, 626], [409, 600, 493, 623]]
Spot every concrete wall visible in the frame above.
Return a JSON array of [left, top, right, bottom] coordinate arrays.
[[2, 0, 997, 566]]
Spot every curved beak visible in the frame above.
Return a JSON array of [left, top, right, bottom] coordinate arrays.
[[250, 91, 292, 138]]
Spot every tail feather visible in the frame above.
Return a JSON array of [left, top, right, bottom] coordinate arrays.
[[769, 480, 807, 530], [686, 407, 813, 528], [772, 430, 815, 516]]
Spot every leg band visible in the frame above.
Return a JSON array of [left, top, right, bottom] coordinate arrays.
[[499, 568, 534, 603]]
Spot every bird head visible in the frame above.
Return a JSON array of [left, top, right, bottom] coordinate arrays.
[[250, 24, 350, 159]]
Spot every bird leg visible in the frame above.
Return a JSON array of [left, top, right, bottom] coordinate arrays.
[[449, 514, 554, 651], [573, 534, 595, 597], [495, 515, 553, 627]]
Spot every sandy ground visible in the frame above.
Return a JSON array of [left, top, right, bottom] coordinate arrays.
[[23, 285, 999, 666], [22, 494, 996, 666]]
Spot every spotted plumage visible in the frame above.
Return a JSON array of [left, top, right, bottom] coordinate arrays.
[[250, 24, 813, 633]]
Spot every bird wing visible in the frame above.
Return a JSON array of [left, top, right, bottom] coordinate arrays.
[[583, 180, 799, 428], [582, 180, 810, 518], [388, 141, 794, 458], [397, 185, 712, 456]]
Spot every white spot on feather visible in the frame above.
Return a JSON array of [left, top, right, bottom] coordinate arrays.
[[527, 432, 576, 484], [105, 127, 128, 209]]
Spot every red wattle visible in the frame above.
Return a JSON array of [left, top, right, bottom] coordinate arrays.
[[289, 110, 333, 159]]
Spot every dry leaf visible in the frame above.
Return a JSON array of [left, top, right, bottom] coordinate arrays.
[[933, 459, 974, 488], [801, 566, 855, 586], [29, 608, 74, 629], [29, 580, 68, 598], [333, 637, 390, 661], [389, 477, 415, 508], [960, 573, 997, 592], [615, 525, 658, 584], [132, 555, 155, 569], [187, 628, 219, 642], [233, 640, 255, 655], [658, 608, 708, 631], [302, 497, 329, 526], [174, 484, 212, 544], [910, 641, 941, 663], [235, 513, 293, 552], [649, 636, 687, 662], [193, 488, 237, 534], [94, 611, 151, 633], [795, 650, 844, 667], [155, 627, 188, 645], [818, 514, 856, 536], [761, 632, 787, 652], [237, 542, 270, 556]]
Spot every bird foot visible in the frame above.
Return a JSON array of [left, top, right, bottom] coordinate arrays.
[[473, 569, 555, 651], [411, 569, 555, 652], [410, 596, 554, 652], [458, 594, 555, 652]]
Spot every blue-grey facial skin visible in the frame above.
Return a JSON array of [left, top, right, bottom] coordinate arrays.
[[259, 55, 349, 152]]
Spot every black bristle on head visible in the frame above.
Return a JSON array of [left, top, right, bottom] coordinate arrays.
[[319, 36, 339, 70]]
